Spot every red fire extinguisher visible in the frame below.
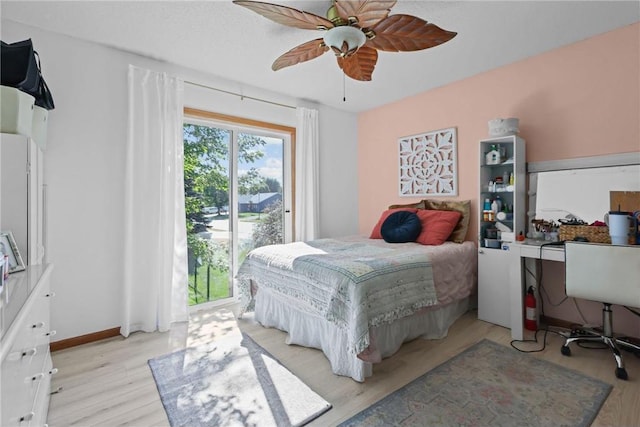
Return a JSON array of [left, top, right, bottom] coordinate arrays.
[[525, 286, 537, 331]]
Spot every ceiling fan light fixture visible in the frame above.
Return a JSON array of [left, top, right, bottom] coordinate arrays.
[[323, 26, 366, 57], [233, 0, 457, 82]]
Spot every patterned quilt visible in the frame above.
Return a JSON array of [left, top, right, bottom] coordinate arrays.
[[236, 237, 437, 355]]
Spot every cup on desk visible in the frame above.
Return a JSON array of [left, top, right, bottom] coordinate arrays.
[[604, 211, 634, 245]]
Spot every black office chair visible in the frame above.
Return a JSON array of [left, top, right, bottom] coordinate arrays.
[[561, 242, 640, 380]]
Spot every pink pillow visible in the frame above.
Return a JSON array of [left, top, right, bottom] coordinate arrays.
[[415, 210, 462, 245], [370, 208, 419, 239]]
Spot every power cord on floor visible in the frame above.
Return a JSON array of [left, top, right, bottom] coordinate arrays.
[[511, 325, 639, 354], [510, 327, 566, 353]]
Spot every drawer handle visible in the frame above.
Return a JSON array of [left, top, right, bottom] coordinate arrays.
[[45, 330, 57, 337], [32, 321, 46, 329], [45, 292, 56, 297], [22, 347, 37, 357], [27, 373, 45, 382], [49, 368, 59, 376], [19, 412, 35, 422]]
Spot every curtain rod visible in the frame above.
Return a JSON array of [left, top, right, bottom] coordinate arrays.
[[184, 80, 296, 110]]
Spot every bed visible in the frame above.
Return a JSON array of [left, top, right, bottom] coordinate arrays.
[[236, 234, 477, 382]]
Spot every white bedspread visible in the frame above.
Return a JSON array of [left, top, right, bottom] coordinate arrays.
[[237, 236, 476, 357]]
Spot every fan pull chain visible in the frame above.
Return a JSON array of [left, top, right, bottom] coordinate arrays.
[[343, 71, 346, 102]]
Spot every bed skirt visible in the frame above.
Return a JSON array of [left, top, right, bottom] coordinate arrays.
[[254, 286, 470, 382]]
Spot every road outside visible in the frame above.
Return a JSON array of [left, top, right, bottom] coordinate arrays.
[[197, 215, 258, 244]]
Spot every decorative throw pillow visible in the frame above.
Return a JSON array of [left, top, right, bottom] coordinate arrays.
[[422, 199, 471, 243], [380, 211, 422, 243], [415, 209, 462, 245], [388, 200, 427, 210], [370, 208, 419, 239]]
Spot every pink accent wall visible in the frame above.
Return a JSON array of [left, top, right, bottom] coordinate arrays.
[[359, 23, 639, 237], [358, 23, 640, 336]]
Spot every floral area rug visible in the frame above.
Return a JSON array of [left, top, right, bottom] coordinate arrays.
[[148, 332, 331, 427], [339, 339, 611, 427]]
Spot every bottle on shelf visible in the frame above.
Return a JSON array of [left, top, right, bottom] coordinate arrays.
[[483, 209, 495, 222], [485, 145, 502, 165], [495, 196, 503, 213], [491, 199, 499, 215], [484, 198, 491, 210]]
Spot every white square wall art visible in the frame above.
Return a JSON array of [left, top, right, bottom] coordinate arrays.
[[398, 127, 458, 196]]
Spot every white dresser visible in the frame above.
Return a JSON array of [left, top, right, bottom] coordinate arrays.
[[1, 264, 54, 427]]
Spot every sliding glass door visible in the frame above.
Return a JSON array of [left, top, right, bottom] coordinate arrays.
[[183, 113, 293, 308]]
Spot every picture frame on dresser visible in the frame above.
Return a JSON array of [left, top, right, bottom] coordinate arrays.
[[0, 231, 25, 273]]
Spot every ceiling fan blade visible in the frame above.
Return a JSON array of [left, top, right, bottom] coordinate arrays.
[[272, 38, 329, 71], [337, 46, 378, 81], [335, 0, 397, 28], [233, 0, 334, 30], [367, 14, 457, 52]]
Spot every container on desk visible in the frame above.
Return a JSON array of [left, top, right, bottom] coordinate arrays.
[[558, 225, 610, 244]]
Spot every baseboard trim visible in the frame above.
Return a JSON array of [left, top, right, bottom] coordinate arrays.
[[540, 315, 575, 331], [50, 327, 121, 352]]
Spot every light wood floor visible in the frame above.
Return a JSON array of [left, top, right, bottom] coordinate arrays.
[[47, 306, 640, 427]]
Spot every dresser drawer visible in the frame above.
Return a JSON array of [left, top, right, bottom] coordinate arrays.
[[1, 305, 41, 426], [1, 354, 31, 427], [27, 354, 53, 427], [1, 265, 54, 427]]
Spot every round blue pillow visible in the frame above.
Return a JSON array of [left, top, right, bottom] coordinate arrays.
[[380, 211, 422, 243]]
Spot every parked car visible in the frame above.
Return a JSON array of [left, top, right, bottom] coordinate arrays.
[[203, 206, 218, 214]]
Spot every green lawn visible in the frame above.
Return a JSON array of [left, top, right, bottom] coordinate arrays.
[[187, 248, 252, 306], [188, 264, 230, 305]]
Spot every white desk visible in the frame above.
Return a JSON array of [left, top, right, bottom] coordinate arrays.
[[508, 242, 565, 340]]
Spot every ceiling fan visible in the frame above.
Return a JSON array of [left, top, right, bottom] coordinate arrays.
[[233, 0, 457, 81]]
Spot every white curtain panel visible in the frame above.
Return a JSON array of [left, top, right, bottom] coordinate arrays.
[[121, 65, 188, 337], [295, 107, 320, 241]]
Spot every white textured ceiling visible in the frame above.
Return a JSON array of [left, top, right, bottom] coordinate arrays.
[[2, 1, 639, 113]]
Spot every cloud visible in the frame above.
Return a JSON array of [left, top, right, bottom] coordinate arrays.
[[259, 167, 283, 182], [266, 157, 282, 168]]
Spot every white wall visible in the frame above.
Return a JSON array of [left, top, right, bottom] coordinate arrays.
[[2, 20, 359, 341]]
